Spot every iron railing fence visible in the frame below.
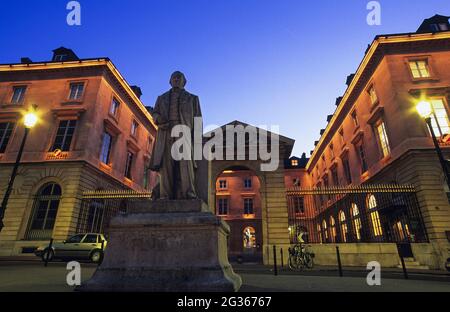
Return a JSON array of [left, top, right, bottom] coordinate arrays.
[[286, 184, 428, 245], [76, 190, 151, 235]]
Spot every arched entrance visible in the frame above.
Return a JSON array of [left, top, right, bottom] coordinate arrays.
[[214, 166, 263, 263]]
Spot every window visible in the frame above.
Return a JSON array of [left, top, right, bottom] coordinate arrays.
[[0, 122, 15, 153], [83, 234, 98, 244], [27, 183, 61, 240], [124, 152, 134, 179], [331, 167, 339, 186], [100, 132, 113, 165], [219, 180, 227, 189], [86, 199, 105, 233], [244, 198, 254, 215], [110, 97, 120, 116], [67, 234, 85, 244], [339, 128, 345, 146], [368, 86, 378, 105], [69, 83, 85, 100], [368, 195, 383, 237], [244, 178, 252, 189], [430, 23, 449, 31], [11, 86, 27, 104], [293, 197, 304, 214], [409, 60, 430, 79], [147, 137, 154, 153], [293, 178, 301, 187], [54, 54, 68, 62], [317, 224, 323, 243], [351, 110, 359, 127], [329, 145, 335, 159], [352, 203, 362, 241], [339, 210, 348, 243], [131, 120, 139, 137], [291, 159, 299, 166], [218, 198, 228, 215], [356, 143, 368, 173], [330, 216, 337, 243], [427, 99, 450, 138], [375, 120, 391, 158], [322, 220, 328, 242], [342, 156, 352, 184], [243, 227, 256, 249], [51, 120, 77, 152]]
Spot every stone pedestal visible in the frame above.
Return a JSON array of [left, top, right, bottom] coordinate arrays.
[[78, 200, 242, 292]]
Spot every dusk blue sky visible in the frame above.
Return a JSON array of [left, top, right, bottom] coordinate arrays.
[[1, 0, 449, 156]]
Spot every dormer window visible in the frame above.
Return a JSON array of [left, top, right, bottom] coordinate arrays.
[[430, 23, 449, 31], [291, 159, 299, 167], [54, 54, 68, 62]]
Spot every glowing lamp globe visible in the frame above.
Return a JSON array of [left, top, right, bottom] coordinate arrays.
[[416, 101, 432, 119]]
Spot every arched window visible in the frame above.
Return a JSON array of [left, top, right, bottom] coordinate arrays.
[[322, 220, 328, 242], [352, 203, 362, 241], [243, 227, 256, 249], [329, 216, 337, 243], [27, 183, 62, 240], [367, 195, 383, 237], [317, 224, 322, 243], [339, 210, 348, 243]]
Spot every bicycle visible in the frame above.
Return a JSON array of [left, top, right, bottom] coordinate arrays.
[[288, 244, 315, 271]]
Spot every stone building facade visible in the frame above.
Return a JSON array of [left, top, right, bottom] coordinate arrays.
[[0, 48, 157, 256]]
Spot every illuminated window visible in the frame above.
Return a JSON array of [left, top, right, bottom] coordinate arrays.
[[69, 82, 85, 100], [339, 210, 348, 243], [217, 198, 228, 215], [352, 203, 362, 241], [317, 224, 323, 243], [51, 120, 77, 152], [110, 97, 120, 116], [428, 99, 450, 137], [367, 195, 383, 237], [409, 60, 430, 78], [368, 86, 378, 105], [291, 159, 299, 166], [375, 120, 391, 158], [243, 227, 256, 249], [0, 122, 15, 153], [322, 220, 328, 242], [330, 216, 337, 242], [11, 86, 27, 104]]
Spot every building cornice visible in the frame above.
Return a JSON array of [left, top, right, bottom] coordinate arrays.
[[306, 31, 450, 171]]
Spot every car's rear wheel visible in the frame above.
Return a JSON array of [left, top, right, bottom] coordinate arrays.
[[90, 250, 103, 263], [41, 249, 54, 262]]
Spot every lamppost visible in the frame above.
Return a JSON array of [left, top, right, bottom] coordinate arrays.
[[416, 100, 450, 191], [0, 108, 38, 233]]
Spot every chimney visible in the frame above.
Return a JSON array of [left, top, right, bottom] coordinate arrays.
[[335, 96, 343, 106], [327, 115, 333, 122], [346, 74, 355, 86], [131, 86, 143, 99], [21, 57, 33, 64]]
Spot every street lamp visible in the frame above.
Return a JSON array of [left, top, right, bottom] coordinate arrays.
[[0, 107, 38, 232], [416, 100, 450, 190]]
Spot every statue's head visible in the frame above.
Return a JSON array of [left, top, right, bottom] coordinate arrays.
[[170, 71, 187, 89]]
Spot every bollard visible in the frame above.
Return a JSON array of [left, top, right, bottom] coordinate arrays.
[[44, 238, 54, 267], [336, 246, 343, 277], [273, 245, 278, 276], [399, 254, 409, 280], [280, 248, 284, 268]]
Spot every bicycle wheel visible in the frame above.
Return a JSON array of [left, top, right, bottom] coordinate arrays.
[[289, 255, 302, 271], [304, 253, 314, 269]]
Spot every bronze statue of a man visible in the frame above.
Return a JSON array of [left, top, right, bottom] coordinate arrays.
[[149, 71, 202, 200]]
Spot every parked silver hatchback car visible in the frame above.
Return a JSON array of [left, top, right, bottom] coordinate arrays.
[[35, 233, 107, 263]]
